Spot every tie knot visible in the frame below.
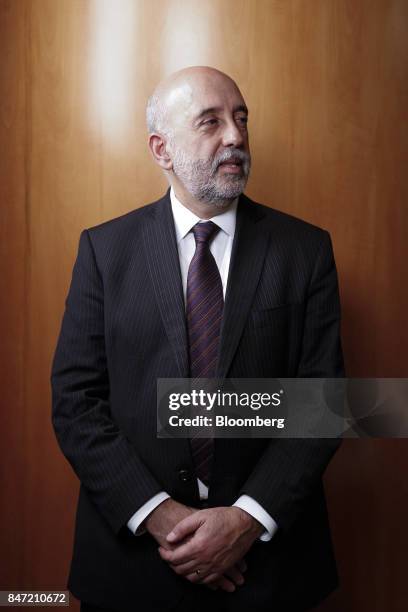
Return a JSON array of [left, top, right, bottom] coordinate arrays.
[[192, 221, 220, 245]]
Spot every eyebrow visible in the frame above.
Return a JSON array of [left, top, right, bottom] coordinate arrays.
[[193, 104, 249, 123]]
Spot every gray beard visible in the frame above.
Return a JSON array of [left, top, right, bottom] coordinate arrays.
[[171, 149, 251, 208]]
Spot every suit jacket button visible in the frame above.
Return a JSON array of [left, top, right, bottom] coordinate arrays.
[[179, 469, 192, 483]]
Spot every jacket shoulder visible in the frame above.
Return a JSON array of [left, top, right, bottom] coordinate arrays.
[[242, 195, 330, 243], [84, 193, 166, 240]]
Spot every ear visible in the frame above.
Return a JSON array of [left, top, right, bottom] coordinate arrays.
[[148, 133, 173, 171]]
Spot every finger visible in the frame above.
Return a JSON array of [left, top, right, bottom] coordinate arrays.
[[159, 546, 195, 565], [203, 574, 236, 593], [158, 546, 173, 561], [224, 565, 244, 586], [158, 542, 196, 565], [166, 513, 204, 544], [169, 560, 201, 576], [184, 571, 207, 584]]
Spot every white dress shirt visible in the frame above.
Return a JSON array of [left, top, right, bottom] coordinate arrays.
[[127, 187, 278, 542]]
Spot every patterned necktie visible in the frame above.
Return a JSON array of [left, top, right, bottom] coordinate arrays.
[[186, 221, 224, 486]]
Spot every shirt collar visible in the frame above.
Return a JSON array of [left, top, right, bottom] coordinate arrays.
[[170, 186, 237, 244]]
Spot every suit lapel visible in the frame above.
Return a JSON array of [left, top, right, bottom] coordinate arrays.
[[142, 190, 190, 378], [216, 194, 269, 378]]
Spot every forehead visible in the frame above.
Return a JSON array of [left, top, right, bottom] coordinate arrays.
[[165, 73, 247, 127]]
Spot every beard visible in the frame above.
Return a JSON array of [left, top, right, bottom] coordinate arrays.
[[171, 147, 251, 208]]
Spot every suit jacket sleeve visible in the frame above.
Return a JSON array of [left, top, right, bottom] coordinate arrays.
[[238, 230, 344, 533], [51, 230, 163, 535]]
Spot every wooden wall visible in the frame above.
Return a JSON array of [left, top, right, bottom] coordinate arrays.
[[1, 1, 407, 610]]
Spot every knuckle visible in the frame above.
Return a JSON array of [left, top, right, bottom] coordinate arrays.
[[194, 539, 206, 555]]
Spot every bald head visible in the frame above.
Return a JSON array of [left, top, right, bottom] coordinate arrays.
[[146, 66, 242, 136]]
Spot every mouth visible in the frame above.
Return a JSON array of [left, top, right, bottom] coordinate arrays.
[[218, 158, 244, 173]]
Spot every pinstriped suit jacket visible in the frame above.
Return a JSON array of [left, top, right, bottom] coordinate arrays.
[[51, 189, 344, 611]]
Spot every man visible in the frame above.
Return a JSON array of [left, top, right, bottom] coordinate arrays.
[[51, 66, 344, 612]]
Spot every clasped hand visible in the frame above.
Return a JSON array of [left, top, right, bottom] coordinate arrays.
[[158, 505, 263, 591]]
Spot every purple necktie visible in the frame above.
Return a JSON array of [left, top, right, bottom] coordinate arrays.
[[186, 221, 224, 486]]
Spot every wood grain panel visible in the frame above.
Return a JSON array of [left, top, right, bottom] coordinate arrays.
[[0, 1, 407, 610], [0, 0, 27, 591]]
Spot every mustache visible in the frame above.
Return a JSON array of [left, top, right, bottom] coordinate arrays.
[[212, 149, 251, 171]]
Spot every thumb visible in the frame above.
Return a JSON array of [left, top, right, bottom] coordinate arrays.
[[166, 513, 202, 543]]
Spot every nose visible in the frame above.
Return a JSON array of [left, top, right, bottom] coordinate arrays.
[[221, 118, 245, 148]]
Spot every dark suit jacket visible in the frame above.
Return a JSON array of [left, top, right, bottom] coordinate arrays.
[[51, 190, 344, 611]]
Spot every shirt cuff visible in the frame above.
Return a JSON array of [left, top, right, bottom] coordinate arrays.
[[233, 494, 278, 542], [127, 492, 171, 536]]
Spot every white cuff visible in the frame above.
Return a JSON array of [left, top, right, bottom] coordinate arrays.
[[233, 494, 278, 542], [127, 492, 170, 536], [197, 478, 209, 500]]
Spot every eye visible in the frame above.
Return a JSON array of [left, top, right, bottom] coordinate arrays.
[[202, 118, 218, 126], [236, 115, 248, 126]]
